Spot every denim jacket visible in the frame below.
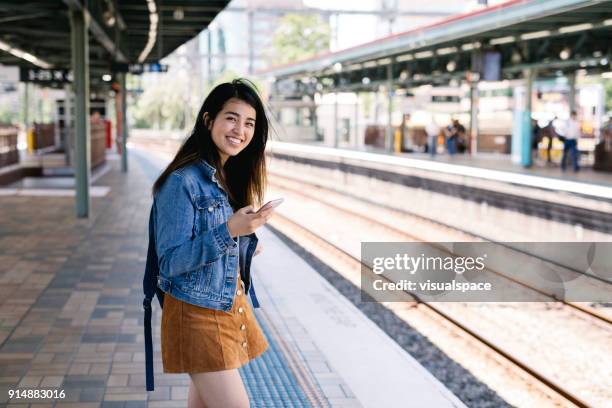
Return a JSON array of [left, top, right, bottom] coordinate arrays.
[[143, 158, 260, 391]]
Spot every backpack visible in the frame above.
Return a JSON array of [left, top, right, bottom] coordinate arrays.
[[143, 206, 164, 391]]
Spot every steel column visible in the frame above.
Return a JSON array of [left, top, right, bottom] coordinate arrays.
[[469, 81, 479, 155], [333, 92, 339, 148], [568, 71, 576, 113], [70, 8, 90, 218], [120, 73, 128, 172], [386, 62, 393, 152]]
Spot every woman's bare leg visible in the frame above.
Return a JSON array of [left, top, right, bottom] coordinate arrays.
[[189, 369, 249, 408], [188, 379, 207, 408]]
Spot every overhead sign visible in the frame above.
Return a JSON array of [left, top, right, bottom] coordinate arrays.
[[20, 68, 72, 83], [111, 62, 169, 74]]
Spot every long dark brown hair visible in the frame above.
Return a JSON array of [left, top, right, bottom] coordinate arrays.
[[152, 79, 268, 209]]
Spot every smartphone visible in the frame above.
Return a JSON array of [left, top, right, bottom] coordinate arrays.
[[257, 198, 284, 213]]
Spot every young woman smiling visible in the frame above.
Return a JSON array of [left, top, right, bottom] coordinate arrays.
[[145, 79, 274, 407]]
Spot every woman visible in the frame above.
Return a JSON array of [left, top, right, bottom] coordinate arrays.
[[151, 79, 273, 407]]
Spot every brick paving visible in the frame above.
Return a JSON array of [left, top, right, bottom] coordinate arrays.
[[0, 153, 359, 407]]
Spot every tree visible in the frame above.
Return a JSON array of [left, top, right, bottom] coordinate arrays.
[[272, 13, 331, 65]]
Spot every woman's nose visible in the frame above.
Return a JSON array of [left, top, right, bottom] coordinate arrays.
[[233, 122, 244, 135]]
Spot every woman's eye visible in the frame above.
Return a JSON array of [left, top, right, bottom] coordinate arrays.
[[246, 122, 254, 128], [227, 116, 236, 122]]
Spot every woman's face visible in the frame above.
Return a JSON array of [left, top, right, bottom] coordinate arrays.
[[207, 98, 256, 165]]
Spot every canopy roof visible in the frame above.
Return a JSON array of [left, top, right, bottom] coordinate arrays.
[[0, 1, 229, 87], [260, 0, 612, 92]]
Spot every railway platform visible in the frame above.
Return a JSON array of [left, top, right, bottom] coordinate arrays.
[[0, 151, 467, 407]]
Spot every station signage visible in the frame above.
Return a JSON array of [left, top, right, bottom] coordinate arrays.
[[20, 68, 72, 83], [111, 62, 169, 74]]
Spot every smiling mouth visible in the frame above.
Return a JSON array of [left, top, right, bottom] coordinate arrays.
[[226, 136, 243, 146]]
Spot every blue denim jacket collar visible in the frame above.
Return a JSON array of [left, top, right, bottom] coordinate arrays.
[[197, 158, 226, 193]]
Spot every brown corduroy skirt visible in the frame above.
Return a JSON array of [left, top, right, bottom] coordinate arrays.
[[161, 280, 269, 373]]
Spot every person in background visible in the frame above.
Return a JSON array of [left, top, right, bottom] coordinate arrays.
[[454, 119, 467, 153], [561, 110, 580, 172], [445, 119, 457, 156], [426, 116, 440, 158], [543, 116, 558, 163], [531, 118, 542, 161]]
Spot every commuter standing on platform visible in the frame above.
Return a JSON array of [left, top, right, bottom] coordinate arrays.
[[543, 116, 558, 163], [426, 116, 440, 158], [531, 118, 542, 161], [143, 79, 273, 408], [561, 110, 581, 172], [445, 119, 458, 156]]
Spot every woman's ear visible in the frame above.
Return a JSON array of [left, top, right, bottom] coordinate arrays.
[[203, 112, 213, 129]]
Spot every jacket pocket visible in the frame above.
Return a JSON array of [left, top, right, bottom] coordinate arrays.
[[195, 196, 224, 232]]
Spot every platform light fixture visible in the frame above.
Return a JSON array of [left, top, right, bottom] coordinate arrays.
[[0, 40, 51, 68], [559, 47, 571, 60], [173, 7, 184, 20], [601, 58, 609, 66], [138, 0, 159, 63], [489, 36, 515, 45], [446, 60, 457, 72], [333, 62, 342, 72], [559, 23, 593, 34], [362, 77, 371, 85], [520, 30, 551, 40], [461, 41, 481, 51], [399, 70, 409, 80], [436, 47, 458, 55], [102, 74, 112, 82], [414, 50, 434, 59], [396, 54, 413, 62]]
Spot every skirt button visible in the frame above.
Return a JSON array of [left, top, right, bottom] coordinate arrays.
[[241, 341, 247, 348], [238, 307, 244, 313], [240, 324, 246, 331]]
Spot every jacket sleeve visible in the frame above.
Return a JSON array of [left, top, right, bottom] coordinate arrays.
[[155, 172, 237, 278]]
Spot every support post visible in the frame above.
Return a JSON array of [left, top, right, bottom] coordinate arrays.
[[120, 73, 128, 172], [386, 62, 393, 152], [512, 69, 534, 167], [70, 8, 90, 218], [333, 92, 339, 148], [568, 71, 576, 114], [23, 82, 29, 130], [63, 84, 72, 166], [354, 92, 359, 147], [469, 80, 479, 155]]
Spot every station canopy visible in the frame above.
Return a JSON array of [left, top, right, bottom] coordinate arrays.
[[260, 0, 612, 95], [0, 1, 229, 89]]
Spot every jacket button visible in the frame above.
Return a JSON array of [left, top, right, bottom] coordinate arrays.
[[241, 341, 247, 347], [238, 307, 244, 313], [208, 206, 213, 212], [236, 289, 242, 296], [240, 324, 246, 331]]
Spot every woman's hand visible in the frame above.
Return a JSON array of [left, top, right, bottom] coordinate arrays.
[[254, 242, 263, 256], [227, 205, 274, 238]]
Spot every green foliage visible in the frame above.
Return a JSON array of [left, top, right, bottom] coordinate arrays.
[[132, 74, 192, 129], [605, 79, 612, 114], [272, 13, 331, 65]]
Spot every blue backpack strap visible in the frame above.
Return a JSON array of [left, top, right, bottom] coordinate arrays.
[[143, 205, 162, 391], [248, 283, 260, 308]]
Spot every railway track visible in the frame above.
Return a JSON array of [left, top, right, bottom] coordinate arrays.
[[268, 211, 590, 408], [268, 172, 612, 326]]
